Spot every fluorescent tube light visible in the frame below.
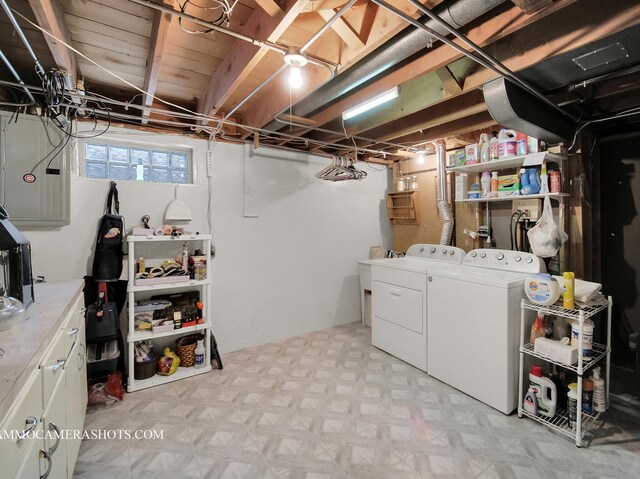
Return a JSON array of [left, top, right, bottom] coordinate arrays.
[[342, 86, 400, 121]]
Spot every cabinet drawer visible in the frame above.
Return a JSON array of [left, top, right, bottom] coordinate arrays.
[[62, 295, 84, 356], [372, 280, 424, 333], [41, 331, 67, 406], [0, 369, 43, 478]]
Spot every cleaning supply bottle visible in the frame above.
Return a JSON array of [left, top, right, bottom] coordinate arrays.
[[523, 388, 538, 415], [194, 340, 206, 368], [498, 129, 517, 159], [567, 383, 578, 429], [529, 365, 557, 418], [479, 133, 490, 162], [530, 313, 546, 344], [563, 272, 575, 309], [516, 132, 528, 156], [481, 171, 491, 197], [489, 131, 499, 160], [592, 367, 606, 412], [582, 377, 594, 413], [540, 162, 550, 194], [490, 171, 499, 197]]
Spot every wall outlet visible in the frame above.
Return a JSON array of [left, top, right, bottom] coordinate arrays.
[[206, 150, 214, 177], [512, 198, 542, 220]]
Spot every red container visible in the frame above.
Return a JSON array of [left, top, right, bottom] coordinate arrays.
[[550, 170, 561, 193]]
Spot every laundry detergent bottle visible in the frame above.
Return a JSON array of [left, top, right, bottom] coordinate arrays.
[[529, 364, 557, 418], [498, 129, 517, 159]]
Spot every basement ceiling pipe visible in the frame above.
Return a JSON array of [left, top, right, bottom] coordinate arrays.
[[265, 0, 506, 131]]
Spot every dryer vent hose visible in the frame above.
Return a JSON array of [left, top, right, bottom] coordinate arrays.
[[435, 140, 454, 246]]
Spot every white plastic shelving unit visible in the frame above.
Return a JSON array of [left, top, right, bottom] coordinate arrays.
[[126, 234, 212, 392], [517, 294, 612, 447]]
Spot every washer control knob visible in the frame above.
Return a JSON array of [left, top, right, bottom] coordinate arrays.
[[471, 252, 477, 258], [480, 253, 487, 258], [514, 256, 522, 262], [442, 249, 448, 254], [526, 257, 534, 264], [419, 247, 424, 252], [449, 250, 455, 255], [495, 253, 505, 260], [430, 247, 436, 253]]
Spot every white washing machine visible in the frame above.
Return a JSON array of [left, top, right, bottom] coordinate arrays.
[[372, 244, 465, 372], [427, 249, 545, 414]]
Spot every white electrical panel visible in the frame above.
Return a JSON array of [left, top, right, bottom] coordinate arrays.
[[0, 112, 70, 226]]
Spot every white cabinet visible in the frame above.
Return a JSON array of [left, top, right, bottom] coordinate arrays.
[[64, 323, 87, 478], [41, 376, 68, 479], [0, 288, 87, 479]]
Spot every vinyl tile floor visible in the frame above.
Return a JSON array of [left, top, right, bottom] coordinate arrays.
[[73, 322, 640, 479]]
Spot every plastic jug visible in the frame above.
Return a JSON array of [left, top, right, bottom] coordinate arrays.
[[489, 131, 499, 160], [529, 364, 557, 418], [498, 129, 517, 159], [479, 133, 490, 162], [520, 168, 541, 195]]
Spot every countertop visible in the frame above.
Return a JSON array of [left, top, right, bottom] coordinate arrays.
[[0, 280, 84, 420]]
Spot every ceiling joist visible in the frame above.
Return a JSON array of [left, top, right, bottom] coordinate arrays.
[[142, 0, 173, 123], [27, 0, 78, 85], [197, 0, 310, 121]]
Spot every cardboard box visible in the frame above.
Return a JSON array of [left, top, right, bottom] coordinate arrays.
[[465, 144, 479, 164], [455, 174, 468, 199], [453, 149, 465, 167], [534, 337, 578, 365], [498, 174, 520, 197]]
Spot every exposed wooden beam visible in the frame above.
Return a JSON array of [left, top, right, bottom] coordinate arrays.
[[511, 0, 554, 14], [142, 0, 173, 123], [436, 66, 463, 95], [28, 0, 78, 85], [239, 0, 435, 132], [197, 0, 310, 121], [383, 110, 497, 146], [317, 9, 364, 49], [302, 0, 579, 130], [255, 0, 284, 16]]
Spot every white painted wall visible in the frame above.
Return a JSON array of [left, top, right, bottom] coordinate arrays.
[[22, 127, 391, 352]]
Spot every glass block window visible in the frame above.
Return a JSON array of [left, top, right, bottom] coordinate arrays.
[[84, 142, 191, 184]]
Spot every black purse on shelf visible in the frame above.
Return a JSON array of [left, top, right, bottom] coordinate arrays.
[[92, 181, 124, 282]]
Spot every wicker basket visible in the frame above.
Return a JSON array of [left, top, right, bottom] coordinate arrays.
[[134, 354, 157, 380], [175, 333, 204, 367]]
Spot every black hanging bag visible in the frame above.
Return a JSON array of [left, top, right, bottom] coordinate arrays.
[[92, 181, 124, 282]]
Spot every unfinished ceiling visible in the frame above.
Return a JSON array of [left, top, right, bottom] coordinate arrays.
[[1, 0, 639, 160]]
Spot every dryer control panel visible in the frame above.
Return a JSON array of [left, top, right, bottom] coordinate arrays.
[[406, 244, 465, 264], [463, 249, 546, 273]]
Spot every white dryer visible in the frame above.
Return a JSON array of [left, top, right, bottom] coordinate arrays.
[[372, 244, 465, 372], [427, 249, 545, 414]]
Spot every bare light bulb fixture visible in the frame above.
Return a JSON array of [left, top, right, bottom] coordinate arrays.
[[416, 150, 427, 165], [284, 48, 308, 89]]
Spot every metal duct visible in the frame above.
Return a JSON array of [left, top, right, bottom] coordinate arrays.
[[265, 0, 506, 130], [435, 140, 454, 245], [483, 77, 576, 143]]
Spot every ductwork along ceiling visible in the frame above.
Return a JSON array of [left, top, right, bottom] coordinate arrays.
[[1, 0, 640, 160]]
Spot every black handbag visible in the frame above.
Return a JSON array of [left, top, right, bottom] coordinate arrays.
[[86, 292, 119, 341], [92, 181, 124, 282]]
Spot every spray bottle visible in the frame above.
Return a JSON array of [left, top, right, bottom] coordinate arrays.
[[592, 367, 606, 412], [540, 162, 550, 194], [194, 340, 206, 368]]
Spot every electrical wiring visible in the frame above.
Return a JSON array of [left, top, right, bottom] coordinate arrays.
[[41, 69, 66, 106], [8, 8, 417, 163], [178, 0, 237, 33], [568, 105, 640, 151], [28, 124, 71, 175]]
